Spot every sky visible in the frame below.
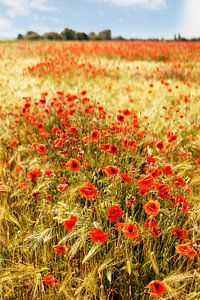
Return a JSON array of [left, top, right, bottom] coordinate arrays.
[[0, 0, 200, 39]]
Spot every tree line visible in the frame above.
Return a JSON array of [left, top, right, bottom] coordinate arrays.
[[17, 28, 200, 41], [17, 28, 113, 41]]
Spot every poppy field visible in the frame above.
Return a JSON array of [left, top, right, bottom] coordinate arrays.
[[0, 41, 200, 300]]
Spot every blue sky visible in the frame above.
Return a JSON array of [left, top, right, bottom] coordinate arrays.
[[0, 0, 200, 39]]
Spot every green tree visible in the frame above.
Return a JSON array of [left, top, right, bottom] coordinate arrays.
[[98, 29, 112, 40], [76, 32, 89, 40], [17, 34, 24, 40], [61, 28, 76, 40], [25, 31, 42, 40], [43, 32, 62, 40]]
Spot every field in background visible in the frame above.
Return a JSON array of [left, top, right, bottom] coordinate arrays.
[[0, 41, 200, 300]]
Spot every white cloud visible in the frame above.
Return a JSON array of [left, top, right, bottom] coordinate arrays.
[[0, 17, 23, 38], [0, 17, 12, 30], [0, 0, 55, 18], [181, 0, 200, 37], [99, 0, 166, 9]]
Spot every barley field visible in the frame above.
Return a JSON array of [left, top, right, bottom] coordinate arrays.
[[0, 41, 200, 300]]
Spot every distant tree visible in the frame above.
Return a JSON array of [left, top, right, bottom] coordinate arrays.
[[89, 32, 101, 40], [43, 32, 62, 40], [98, 29, 112, 40], [174, 34, 177, 41], [25, 31, 42, 40], [112, 35, 126, 41], [61, 28, 76, 40], [17, 34, 24, 40], [76, 32, 89, 40]]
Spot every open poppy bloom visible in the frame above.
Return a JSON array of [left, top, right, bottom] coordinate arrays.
[[137, 175, 154, 190], [120, 173, 132, 183], [144, 200, 160, 216], [171, 228, 188, 241], [107, 205, 123, 222], [175, 243, 197, 258], [146, 280, 167, 298], [67, 158, 82, 172], [154, 182, 171, 199], [33, 143, 47, 155], [28, 169, 42, 181], [79, 182, 97, 199], [104, 165, 119, 178], [123, 223, 139, 239], [63, 215, 77, 231], [89, 228, 108, 243]]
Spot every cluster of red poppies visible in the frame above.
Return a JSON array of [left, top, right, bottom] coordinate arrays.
[[5, 85, 199, 298]]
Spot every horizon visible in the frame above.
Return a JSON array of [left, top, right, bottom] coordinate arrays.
[[0, 0, 200, 39]]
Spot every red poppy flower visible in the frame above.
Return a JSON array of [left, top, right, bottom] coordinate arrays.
[[175, 243, 197, 258], [67, 158, 82, 172], [107, 144, 119, 155], [144, 217, 157, 229], [57, 184, 67, 192], [33, 143, 47, 155], [104, 166, 119, 178], [137, 175, 154, 190], [79, 182, 97, 199], [147, 156, 156, 165], [173, 176, 186, 187], [123, 223, 139, 239], [123, 109, 131, 116], [52, 127, 61, 134], [117, 114, 125, 122], [10, 138, 19, 147], [64, 215, 77, 231], [154, 182, 171, 199], [175, 194, 185, 204], [150, 168, 160, 178], [100, 143, 110, 152], [42, 275, 59, 286], [171, 228, 188, 241], [54, 245, 67, 256], [90, 129, 101, 140], [146, 280, 167, 298], [156, 141, 164, 151], [138, 189, 150, 196], [60, 176, 67, 184], [114, 222, 126, 230], [51, 138, 63, 148], [120, 173, 132, 183], [28, 169, 42, 181], [44, 169, 54, 177], [89, 228, 108, 243], [144, 200, 160, 216], [150, 226, 160, 237], [121, 139, 137, 150], [161, 165, 173, 175], [107, 206, 123, 222]]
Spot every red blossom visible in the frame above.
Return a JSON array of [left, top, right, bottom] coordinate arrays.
[[89, 228, 108, 243], [64, 215, 77, 231], [146, 280, 167, 298], [79, 182, 97, 199], [107, 206, 123, 222]]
